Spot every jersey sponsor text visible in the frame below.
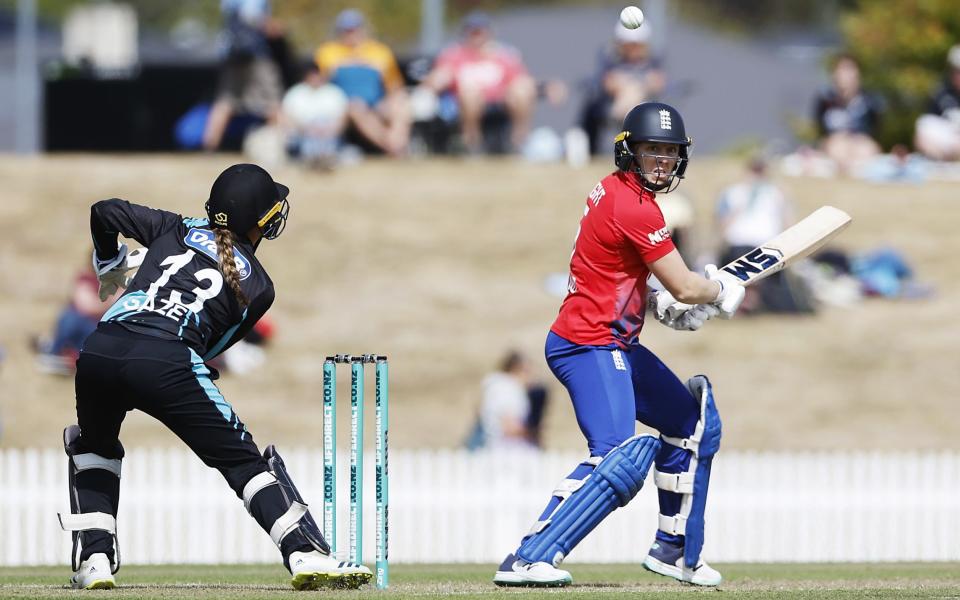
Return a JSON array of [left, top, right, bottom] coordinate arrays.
[[647, 227, 671, 245], [184, 228, 252, 280]]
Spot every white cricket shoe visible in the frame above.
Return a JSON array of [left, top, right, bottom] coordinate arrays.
[[70, 553, 115, 590], [642, 539, 722, 586], [493, 553, 572, 587], [288, 550, 372, 590]]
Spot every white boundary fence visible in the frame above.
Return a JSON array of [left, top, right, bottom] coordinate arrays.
[[2, 448, 959, 566]]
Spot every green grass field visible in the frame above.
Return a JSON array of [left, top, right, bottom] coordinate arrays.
[[2, 563, 959, 599]]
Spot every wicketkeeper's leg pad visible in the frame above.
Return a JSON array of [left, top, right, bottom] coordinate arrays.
[[655, 375, 721, 569], [517, 434, 660, 566], [241, 445, 330, 556], [57, 425, 123, 574]]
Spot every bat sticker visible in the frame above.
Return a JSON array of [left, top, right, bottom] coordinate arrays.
[[722, 247, 784, 282]]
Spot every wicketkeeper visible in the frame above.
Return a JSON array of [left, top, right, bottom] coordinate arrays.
[[59, 164, 370, 590]]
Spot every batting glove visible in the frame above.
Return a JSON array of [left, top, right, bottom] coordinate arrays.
[[650, 290, 719, 331], [705, 264, 746, 319]]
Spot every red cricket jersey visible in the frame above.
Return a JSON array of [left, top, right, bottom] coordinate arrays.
[[551, 171, 676, 348]]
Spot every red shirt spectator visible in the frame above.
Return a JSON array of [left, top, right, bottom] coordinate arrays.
[[434, 41, 528, 104], [422, 11, 537, 153]]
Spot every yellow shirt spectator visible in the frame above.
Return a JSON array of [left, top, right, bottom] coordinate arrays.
[[315, 40, 404, 107]]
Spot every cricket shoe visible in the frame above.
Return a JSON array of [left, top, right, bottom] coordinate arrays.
[[70, 553, 115, 590], [493, 553, 572, 587], [642, 539, 722, 586], [288, 550, 372, 590]]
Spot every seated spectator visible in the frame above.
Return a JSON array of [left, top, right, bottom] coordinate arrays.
[[315, 9, 411, 156], [203, 0, 285, 151], [716, 157, 813, 314], [421, 11, 537, 154], [915, 44, 960, 161], [33, 265, 119, 375], [481, 350, 538, 451], [463, 350, 541, 452], [280, 60, 349, 169], [813, 53, 884, 175], [580, 22, 665, 155]]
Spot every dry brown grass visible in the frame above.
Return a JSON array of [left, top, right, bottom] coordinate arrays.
[[0, 154, 957, 451]]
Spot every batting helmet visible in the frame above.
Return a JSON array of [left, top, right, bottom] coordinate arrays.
[[205, 164, 290, 240], [614, 102, 692, 193]]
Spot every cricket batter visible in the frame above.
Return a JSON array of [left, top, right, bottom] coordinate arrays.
[[59, 164, 371, 590], [494, 102, 745, 587]]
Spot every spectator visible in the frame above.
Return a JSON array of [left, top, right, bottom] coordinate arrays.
[[915, 44, 960, 161], [474, 350, 539, 452], [280, 60, 349, 169], [813, 53, 884, 175], [203, 0, 285, 151], [716, 157, 812, 314], [34, 265, 119, 375], [580, 22, 665, 155], [315, 9, 411, 156], [421, 11, 537, 154]]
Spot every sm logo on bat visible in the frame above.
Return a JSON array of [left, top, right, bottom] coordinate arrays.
[[722, 247, 784, 282]]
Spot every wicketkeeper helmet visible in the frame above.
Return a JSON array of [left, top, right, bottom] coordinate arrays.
[[205, 163, 290, 240]]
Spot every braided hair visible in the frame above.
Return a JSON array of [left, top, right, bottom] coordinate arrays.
[[213, 227, 249, 309]]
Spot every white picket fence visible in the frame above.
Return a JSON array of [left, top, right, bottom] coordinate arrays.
[[2, 448, 959, 566]]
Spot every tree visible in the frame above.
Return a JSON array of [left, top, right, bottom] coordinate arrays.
[[840, 0, 960, 148]]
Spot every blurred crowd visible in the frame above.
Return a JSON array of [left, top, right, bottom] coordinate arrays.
[[171, 3, 960, 180], [175, 3, 675, 169], [783, 46, 960, 181]]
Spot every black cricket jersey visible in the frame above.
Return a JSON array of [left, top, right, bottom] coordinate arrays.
[[90, 198, 275, 361]]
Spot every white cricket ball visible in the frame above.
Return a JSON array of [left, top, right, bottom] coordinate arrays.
[[620, 6, 644, 30]]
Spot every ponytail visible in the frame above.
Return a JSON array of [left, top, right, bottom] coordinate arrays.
[[213, 227, 249, 309]]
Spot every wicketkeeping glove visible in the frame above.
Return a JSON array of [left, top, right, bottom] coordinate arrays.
[[92, 244, 147, 301]]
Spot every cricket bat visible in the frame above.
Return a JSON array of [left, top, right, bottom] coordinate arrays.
[[720, 206, 852, 286]]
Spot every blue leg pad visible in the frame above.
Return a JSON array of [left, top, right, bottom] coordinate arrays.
[[683, 376, 720, 568], [656, 376, 721, 570], [517, 434, 660, 565], [683, 457, 713, 568]]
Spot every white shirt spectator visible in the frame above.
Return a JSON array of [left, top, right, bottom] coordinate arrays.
[[716, 180, 790, 248], [480, 371, 532, 451], [282, 82, 349, 131]]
